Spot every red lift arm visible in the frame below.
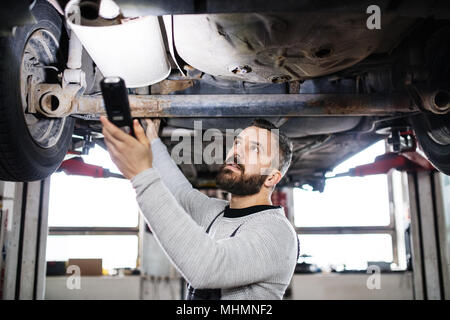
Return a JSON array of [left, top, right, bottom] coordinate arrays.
[[327, 151, 435, 179], [57, 157, 125, 179]]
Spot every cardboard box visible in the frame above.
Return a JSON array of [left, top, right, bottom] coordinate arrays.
[[68, 259, 102, 276]]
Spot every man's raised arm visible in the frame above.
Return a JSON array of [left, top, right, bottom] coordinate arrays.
[[131, 167, 298, 291], [145, 120, 226, 226]]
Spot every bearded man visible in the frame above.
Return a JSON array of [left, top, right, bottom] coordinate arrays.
[[101, 116, 298, 300]]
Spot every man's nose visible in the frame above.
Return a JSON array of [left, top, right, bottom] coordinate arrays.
[[226, 148, 241, 165], [227, 141, 245, 163], [233, 148, 244, 164]]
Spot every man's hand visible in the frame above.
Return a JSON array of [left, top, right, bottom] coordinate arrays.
[[145, 118, 160, 142], [101, 116, 153, 180]]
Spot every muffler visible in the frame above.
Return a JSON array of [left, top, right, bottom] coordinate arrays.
[[64, 0, 170, 88]]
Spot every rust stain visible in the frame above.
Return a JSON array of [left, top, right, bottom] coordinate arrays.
[[151, 80, 195, 95]]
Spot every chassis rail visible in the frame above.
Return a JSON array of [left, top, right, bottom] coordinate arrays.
[[72, 93, 417, 118]]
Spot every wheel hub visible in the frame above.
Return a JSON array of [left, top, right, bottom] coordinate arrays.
[[20, 29, 66, 149]]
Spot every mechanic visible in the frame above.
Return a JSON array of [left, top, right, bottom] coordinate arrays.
[[100, 116, 298, 300]]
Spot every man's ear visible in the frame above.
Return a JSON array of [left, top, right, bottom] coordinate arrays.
[[264, 169, 282, 188]]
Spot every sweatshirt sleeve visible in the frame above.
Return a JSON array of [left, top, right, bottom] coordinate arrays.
[[150, 138, 227, 227], [131, 168, 298, 289]]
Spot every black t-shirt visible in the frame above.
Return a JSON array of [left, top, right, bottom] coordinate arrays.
[[223, 204, 282, 218]]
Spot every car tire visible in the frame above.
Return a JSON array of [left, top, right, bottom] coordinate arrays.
[[410, 25, 450, 176], [410, 113, 450, 175], [0, 0, 74, 181]]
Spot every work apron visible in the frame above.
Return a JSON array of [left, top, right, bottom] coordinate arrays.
[[185, 208, 301, 300], [186, 209, 241, 300]]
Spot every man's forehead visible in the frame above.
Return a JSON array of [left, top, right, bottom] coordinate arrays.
[[235, 126, 280, 154], [237, 126, 271, 141]]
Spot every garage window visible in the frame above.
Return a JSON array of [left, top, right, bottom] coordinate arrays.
[[46, 235, 139, 270], [297, 234, 394, 271], [46, 146, 140, 271], [294, 140, 403, 271]]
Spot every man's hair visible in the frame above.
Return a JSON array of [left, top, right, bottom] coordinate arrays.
[[250, 118, 293, 176]]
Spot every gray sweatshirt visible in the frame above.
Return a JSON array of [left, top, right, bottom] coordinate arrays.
[[131, 138, 298, 300]]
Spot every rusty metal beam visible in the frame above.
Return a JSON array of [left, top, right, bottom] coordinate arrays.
[[48, 226, 139, 236], [73, 93, 417, 118]]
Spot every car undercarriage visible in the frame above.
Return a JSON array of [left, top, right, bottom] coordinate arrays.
[[0, 0, 449, 189]]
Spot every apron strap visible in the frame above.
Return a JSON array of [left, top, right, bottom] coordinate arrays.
[[186, 212, 242, 300], [205, 209, 225, 234], [230, 224, 242, 237]]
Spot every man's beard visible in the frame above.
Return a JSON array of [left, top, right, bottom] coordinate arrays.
[[215, 157, 267, 196]]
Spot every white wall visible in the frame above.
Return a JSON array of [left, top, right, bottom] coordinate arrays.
[[45, 276, 182, 300], [291, 272, 414, 300], [46, 272, 413, 300], [45, 276, 141, 300]]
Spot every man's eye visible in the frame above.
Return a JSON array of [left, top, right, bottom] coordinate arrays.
[[251, 145, 259, 153], [235, 140, 240, 146]]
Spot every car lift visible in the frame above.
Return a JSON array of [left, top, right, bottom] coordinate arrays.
[[0, 150, 123, 299], [0, 137, 449, 299], [327, 151, 435, 179], [323, 135, 448, 300], [57, 156, 125, 179]]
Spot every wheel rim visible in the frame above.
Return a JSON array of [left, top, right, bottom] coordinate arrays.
[[427, 125, 450, 146], [422, 113, 450, 146], [20, 28, 67, 149]]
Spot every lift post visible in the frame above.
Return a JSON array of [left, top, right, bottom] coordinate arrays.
[[407, 171, 450, 300], [0, 179, 50, 300]]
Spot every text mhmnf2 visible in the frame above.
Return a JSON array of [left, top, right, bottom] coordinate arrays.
[[176, 304, 273, 317]]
